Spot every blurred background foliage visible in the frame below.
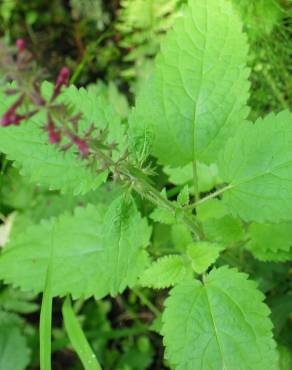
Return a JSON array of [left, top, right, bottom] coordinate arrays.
[[0, 0, 291, 369], [1, 0, 291, 112]]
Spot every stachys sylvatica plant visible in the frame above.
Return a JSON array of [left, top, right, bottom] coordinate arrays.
[[0, 0, 290, 369]]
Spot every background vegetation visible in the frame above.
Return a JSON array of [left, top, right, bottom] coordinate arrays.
[[0, 0, 291, 369]]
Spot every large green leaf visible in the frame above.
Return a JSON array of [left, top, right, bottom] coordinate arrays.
[[0, 122, 107, 195], [0, 83, 125, 194], [0, 195, 150, 298], [219, 111, 292, 222], [129, 0, 249, 166], [62, 84, 125, 154], [162, 267, 278, 370]]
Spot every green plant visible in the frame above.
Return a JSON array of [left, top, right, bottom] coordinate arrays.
[[0, 0, 291, 369], [233, 0, 291, 118], [115, 0, 185, 91]]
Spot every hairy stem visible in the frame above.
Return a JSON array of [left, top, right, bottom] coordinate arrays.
[[120, 163, 203, 238]]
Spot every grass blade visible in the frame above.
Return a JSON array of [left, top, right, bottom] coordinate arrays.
[[62, 296, 102, 370], [39, 263, 52, 370], [39, 222, 56, 370]]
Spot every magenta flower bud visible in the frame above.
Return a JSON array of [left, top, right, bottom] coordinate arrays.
[[60, 67, 70, 79], [47, 115, 61, 144], [11, 114, 23, 125], [56, 67, 70, 86], [0, 112, 23, 126], [0, 94, 26, 126], [51, 66, 70, 102], [49, 130, 62, 144], [16, 39, 26, 52], [0, 113, 11, 126], [73, 137, 89, 157]]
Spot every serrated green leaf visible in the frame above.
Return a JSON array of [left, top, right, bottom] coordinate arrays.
[[139, 255, 192, 289], [0, 311, 30, 370], [0, 122, 107, 196], [247, 223, 292, 262], [0, 195, 150, 298], [62, 84, 125, 155], [162, 267, 278, 370], [219, 111, 292, 222], [129, 0, 249, 166], [186, 242, 224, 274], [248, 223, 292, 253], [0, 82, 125, 194], [250, 247, 292, 262]]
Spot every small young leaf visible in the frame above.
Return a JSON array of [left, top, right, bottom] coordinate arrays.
[[177, 185, 190, 206], [219, 110, 292, 222], [186, 242, 224, 274], [139, 255, 192, 289], [162, 267, 278, 370]]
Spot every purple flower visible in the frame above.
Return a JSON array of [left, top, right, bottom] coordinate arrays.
[[16, 39, 26, 52], [73, 137, 90, 157], [47, 115, 61, 144], [51, 67, 70, 102]]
